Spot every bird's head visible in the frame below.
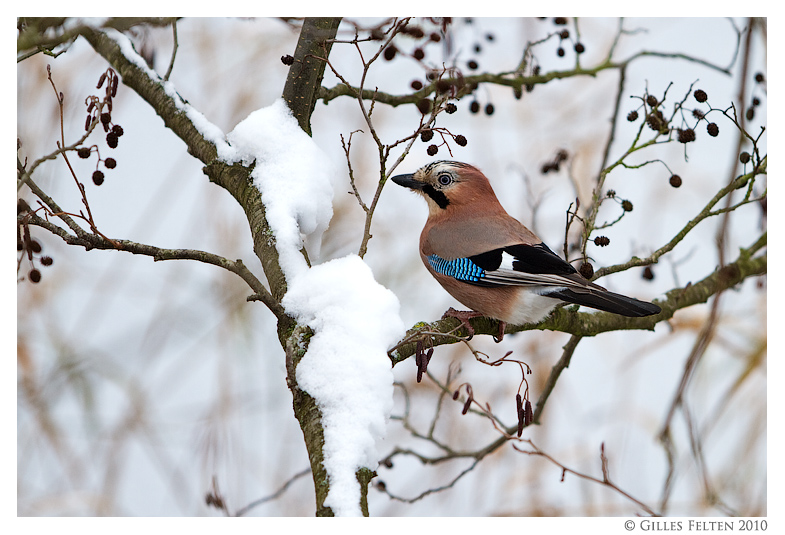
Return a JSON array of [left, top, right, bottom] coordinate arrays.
[[391, 161, 501, 216]]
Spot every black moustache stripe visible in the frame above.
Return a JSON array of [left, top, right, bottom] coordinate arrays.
[[422, 185, 450, 209]]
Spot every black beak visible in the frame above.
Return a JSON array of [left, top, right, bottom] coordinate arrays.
[[391, 173, 422, 190]]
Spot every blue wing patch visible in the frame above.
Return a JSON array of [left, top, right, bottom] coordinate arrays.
[[427, 254, 486, 282]]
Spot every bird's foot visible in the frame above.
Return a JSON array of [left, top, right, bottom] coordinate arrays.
[[442, 308, 506, 342], [441, 308, 482, 340]]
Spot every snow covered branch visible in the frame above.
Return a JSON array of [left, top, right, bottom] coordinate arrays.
[[79, 26, 299, 320], [80, 27, 230, 166], [17, 17, 178, 61], [218, 19, 408, 516]]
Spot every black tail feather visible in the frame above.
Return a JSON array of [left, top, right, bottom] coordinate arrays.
[[547, 288, 661, 317]]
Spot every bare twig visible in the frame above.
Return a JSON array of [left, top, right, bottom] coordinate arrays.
[[381, 457, 483, 503], [385, 357, 656, 514], [20, 209, 284, 318], [320, 18, 432, 258], [514, 440, 659, 516], [45, 66, 103, 237], [234, 467, 311, 516], [163, 20, 178, 81], [318, 31, 733, 108], [657, 19, 760, 515], [533, 334, 582, 424], [591, 160, 765, 281]]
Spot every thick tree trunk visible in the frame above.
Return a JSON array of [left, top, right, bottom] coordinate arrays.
[[279, 17, 346, 516]]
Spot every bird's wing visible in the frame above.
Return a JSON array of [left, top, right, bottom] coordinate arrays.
[[426, 242, 579, 288], [426, 243, 661, 317], [422, 213, 540, 259]]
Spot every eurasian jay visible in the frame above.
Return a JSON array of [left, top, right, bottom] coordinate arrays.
[[392, 161, 661, 338]]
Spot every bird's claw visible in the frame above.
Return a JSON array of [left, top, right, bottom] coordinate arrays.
[[492, 321, 507, 343], [442, 308, 486, 341]]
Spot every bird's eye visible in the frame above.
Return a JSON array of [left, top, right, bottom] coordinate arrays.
[[437, 173, 453, 186]]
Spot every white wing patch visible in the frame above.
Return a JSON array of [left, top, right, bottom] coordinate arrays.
[[498, 251, 516, 271]]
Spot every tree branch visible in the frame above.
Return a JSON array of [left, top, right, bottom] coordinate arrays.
[[316, 42, 732, 108], [592, 159, 766, 281], [282, 18, 342, 136], [79, 27, 219, 166], [17, 17, 179, 60], [280, 17, 345, 517], [80, 26, 293, 323], [389, 235, 766, 365], [20, 209, 285, 318]]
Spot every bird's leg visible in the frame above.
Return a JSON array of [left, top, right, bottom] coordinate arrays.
[[441, 307, 485, 340]]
